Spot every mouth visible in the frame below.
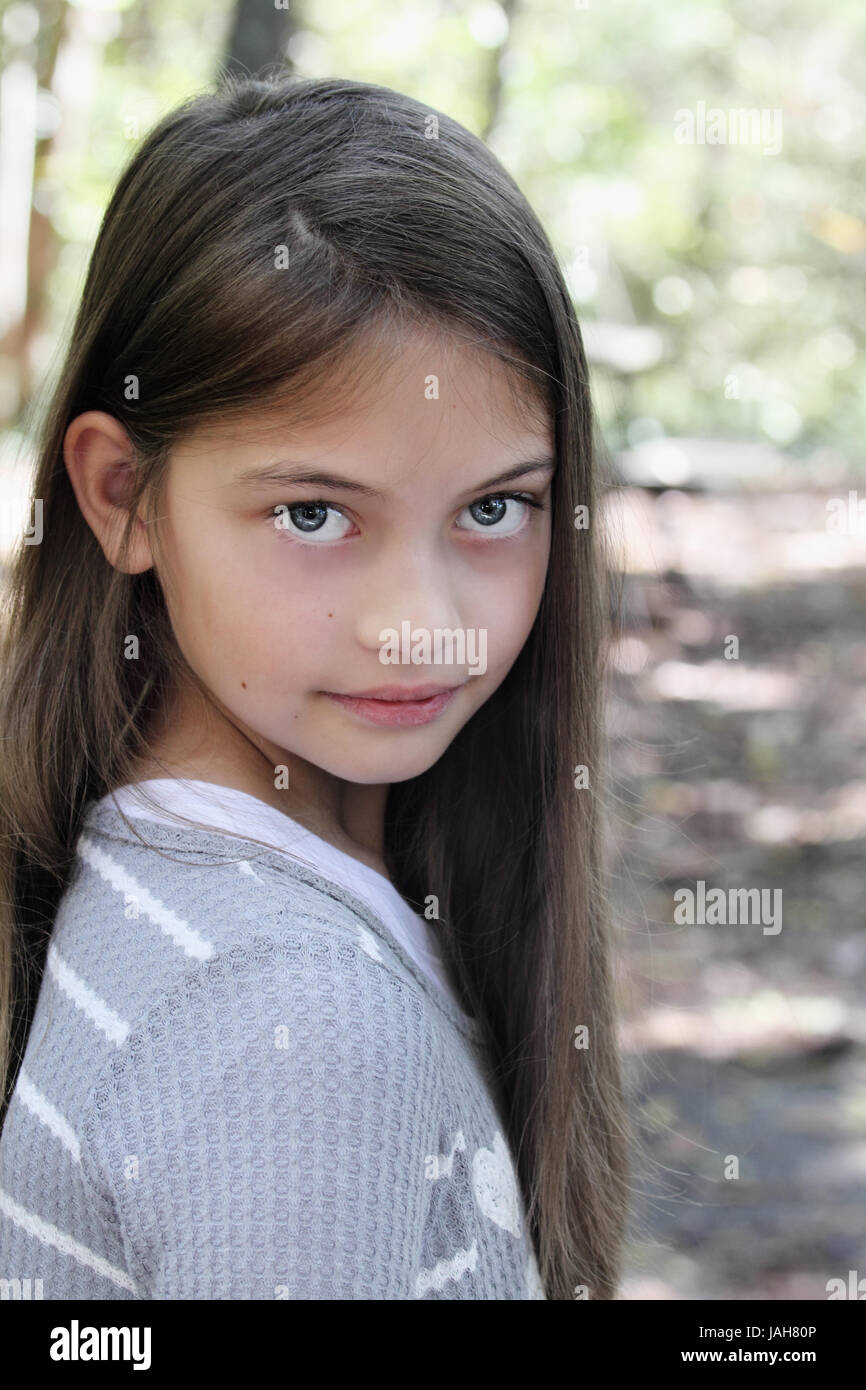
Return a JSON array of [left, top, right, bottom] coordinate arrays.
[[334, 684, 461, 701], [321, 684, 464, 728]]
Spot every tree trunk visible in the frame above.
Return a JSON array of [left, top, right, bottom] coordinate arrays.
[[218, 0, 298, 82]]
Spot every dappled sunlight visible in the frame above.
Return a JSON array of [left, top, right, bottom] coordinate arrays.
[[607, 477, 866, 1296], [622, 990, 851, 1060], [603, 487, 866, 583], [747, 781, 866, 845], [645, 658, 802, 710]]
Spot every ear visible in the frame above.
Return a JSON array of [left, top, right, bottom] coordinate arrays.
[[63, 411, 155, 574]]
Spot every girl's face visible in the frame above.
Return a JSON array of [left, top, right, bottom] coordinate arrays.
[[146, 326, 554, 788]]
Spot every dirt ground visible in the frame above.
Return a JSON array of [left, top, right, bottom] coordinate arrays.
[[604, 485, 866, 1300]]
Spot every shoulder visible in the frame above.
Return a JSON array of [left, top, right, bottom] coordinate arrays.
[[43, 806, 446, 1158], [72, 853, 448, 1298], [72, 824, 448, 1179], [68, 802, 379, 949], [81, 915, 442, 1127], [56, 806, 423, 1042]]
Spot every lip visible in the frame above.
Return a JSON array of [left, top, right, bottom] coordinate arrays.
[[334, 684, 461, 701], [322, 684, 463, 728]]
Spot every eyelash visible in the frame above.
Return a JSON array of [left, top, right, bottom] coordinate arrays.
[[267, 490, 547, 543]]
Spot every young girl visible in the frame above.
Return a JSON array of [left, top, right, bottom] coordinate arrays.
[[0, 72, 629, 1300]]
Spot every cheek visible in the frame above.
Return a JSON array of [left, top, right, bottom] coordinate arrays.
[[174, 535, 346, 685], [159, 524, 264, 668], [516, 523, 552, 628], [467, 564, 546, 668], [485, 526, 550, 614]]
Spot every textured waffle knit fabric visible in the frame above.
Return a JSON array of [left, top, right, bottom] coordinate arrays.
[[102, 776, 461, 1006], [0, 796, 546, 1299]]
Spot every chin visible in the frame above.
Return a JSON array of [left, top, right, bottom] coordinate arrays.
[[317, 739, 456, 786]]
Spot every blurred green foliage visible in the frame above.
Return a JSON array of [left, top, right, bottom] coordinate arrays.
[[14, 0, 866, 468]]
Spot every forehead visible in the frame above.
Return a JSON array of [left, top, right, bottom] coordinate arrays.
[[183, 322, 553, 464]]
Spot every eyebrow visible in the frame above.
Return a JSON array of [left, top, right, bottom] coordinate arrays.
[[232, 455, 557, 499]]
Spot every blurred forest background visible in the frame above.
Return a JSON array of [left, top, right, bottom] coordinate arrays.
[[1, 0, 864, 1299]]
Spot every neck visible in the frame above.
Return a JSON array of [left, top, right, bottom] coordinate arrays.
[[126, 687, 391, 878]]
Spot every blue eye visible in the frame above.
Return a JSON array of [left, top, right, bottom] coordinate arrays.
[[271, 502, 353, 543], [268, 490, 545, 545], [456, 492, 543, 536]]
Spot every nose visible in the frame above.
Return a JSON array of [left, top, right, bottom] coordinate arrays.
[[355, 545, 464, 666]]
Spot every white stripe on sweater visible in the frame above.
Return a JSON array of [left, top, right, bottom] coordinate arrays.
[[0, 1187, 137, 1293], [414, 1241, 479, 1296], [46, 943, 130, 1046], [14, 1071, 81, 1163], [77, 834, 214, 960]]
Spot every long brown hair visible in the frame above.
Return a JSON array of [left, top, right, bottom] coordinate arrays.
[[0, 72, 631, 1299]]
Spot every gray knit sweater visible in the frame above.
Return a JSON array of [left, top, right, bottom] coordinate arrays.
[[0, 798, 545, 1299]]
